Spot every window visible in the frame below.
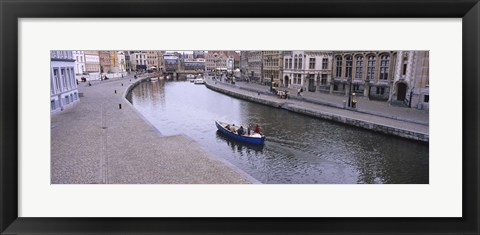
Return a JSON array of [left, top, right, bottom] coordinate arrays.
[[355, 56, 363, 80], [367, 55, 376, 80], [299, 57, 303, 69], [285, 59, 288, 68], [61, 69, 67, 91], [53, 69, 60, 92], [335, 56, 342, 78], [402, 53, 408, 75], [294, 74, 302, 84], [289, 59, 292, 69], [380, 55, 390, 80], [376, 87, 385, 95], [322, 58, 328, 69], [321, 74, 327, 85], [424, 95, 429, 103], [345, 56, 352, 78], [309, 58, 315, 69], [294, 56, 298, 69]]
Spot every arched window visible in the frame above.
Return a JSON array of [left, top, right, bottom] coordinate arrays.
[[345, 56, 353, 78], [335, 56, 342, 78], [380, 55, 390, 80], [367, 55, 376, 80], [355, 56, 363, 80], [294, 55, 298, 69]]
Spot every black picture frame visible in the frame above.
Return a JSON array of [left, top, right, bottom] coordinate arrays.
[[1, 0, 478, 234]]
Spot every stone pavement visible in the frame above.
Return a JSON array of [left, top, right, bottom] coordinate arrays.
[[223, 80, 429, 125], [206, 78, 429, 141], [51, 74, 255, 184]]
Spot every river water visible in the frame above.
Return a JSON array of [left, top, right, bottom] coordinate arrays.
[[128, 79, 429, 184]]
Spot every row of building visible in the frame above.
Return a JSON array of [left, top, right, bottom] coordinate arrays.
[[50, 50, 238, 112], [70, 50, 241, 78], [240, 51, 429, 109], [73, 50, 165, 78], [51, 50, 429, 112]]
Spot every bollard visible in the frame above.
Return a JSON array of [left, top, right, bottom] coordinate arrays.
[[343, 100, 346, 109], [119, 104, 122, 109], [114, 90, 116, 94], [121, 83, 123, 86]]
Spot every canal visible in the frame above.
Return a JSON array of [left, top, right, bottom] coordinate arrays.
[[127, 79, 429, 184]]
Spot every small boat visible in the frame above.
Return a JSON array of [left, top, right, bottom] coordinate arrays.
[[215, 120, 265, 145], [194, 78, 205, 84]]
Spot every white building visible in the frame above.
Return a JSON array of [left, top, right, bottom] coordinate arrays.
[[51, 50, 79, 112], [130, 52, 148, 71], [282, 51, 306, 89], [72, 51, 85, 75]]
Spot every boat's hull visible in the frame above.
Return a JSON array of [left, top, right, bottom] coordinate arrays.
[[194, 79, 205, 84], [215, 121, 265, 145]]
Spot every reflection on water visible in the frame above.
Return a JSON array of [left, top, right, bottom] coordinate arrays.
[[215, 130, 265, 153], [129, 80, 429, 184]]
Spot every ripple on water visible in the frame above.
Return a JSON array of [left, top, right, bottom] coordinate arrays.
[[130, 81, 429, 184]]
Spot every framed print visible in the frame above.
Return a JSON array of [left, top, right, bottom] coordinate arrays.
[[1, 0, 479, 234]]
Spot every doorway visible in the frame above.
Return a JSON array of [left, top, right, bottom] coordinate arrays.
[[397, 83, 407, 101]]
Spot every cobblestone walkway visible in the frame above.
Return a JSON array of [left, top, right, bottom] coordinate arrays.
[[51, 75, 254, 184]]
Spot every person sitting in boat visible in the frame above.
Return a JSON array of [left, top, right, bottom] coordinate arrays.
[[254, 124, 261, 134], [237, 126, 244, 136], [225, 124, 230, 130], [230, 124, 236, 132]]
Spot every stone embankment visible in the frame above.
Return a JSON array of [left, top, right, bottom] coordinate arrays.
[[205, 79, 429, 142]]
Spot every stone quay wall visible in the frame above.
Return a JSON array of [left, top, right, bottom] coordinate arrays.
[[205, 81, 428, 142]]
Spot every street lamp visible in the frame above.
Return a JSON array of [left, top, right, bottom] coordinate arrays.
[[347, 77, 353, 107]]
